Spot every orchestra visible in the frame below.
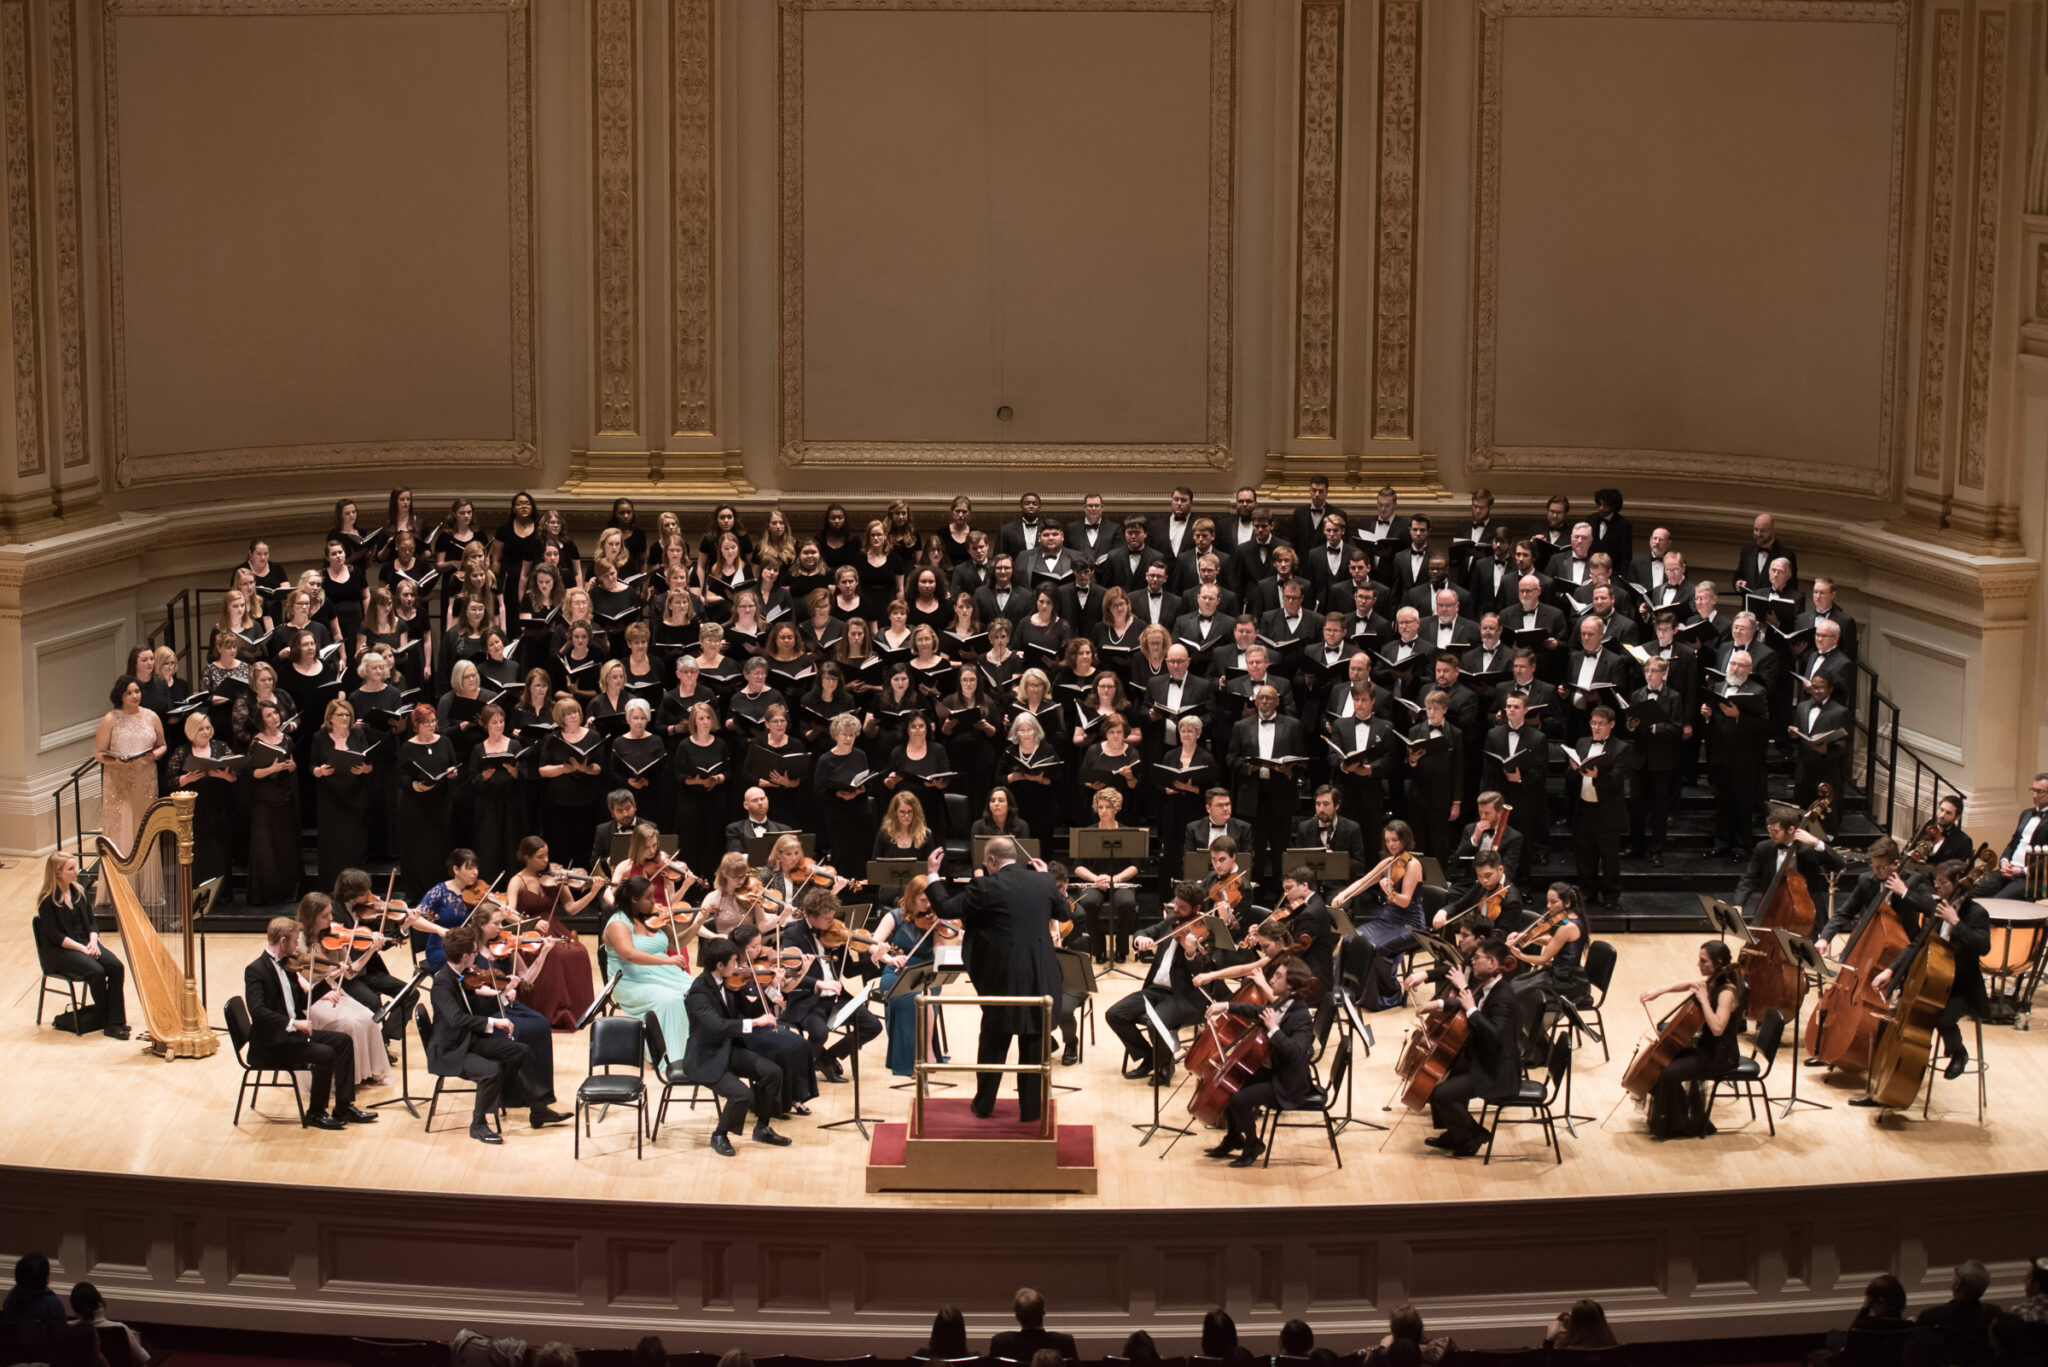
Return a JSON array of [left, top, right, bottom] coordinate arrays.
[[46, 485, 2041, 1173]]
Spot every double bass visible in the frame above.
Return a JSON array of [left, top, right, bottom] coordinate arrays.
[[1805, 883, 1911, 1074], [1864, 848, 1995, 1107], [1739, 849, 1814, 1024]]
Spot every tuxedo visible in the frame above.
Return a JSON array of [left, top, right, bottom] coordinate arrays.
[[1790, 697, 1853, 824], [1885, 899, 1993, 1057], [1218, 996, 1317, 1145], [1795, 648, 1855, 714], [1735, 837, 1847, 938], [1290, 502, 1348, 554], [1643, 577, 1696, 617], [1483, 721, 1548, 879], [1144, 512, 1198, 561], [1255, 607, 1322, 658], [724, 816, 792, 854], [1054, 581, 1104, 636], [427, 964, 534, 1123], [1704, 677, 1771, 851], [1449, 820, 1527, 893], [1568, 735, 1637, 904], [1464, 556, 1521, 616], [1145, 671, 1216, 739], [1429, 977, 1522, 1147], [682, 968, 784, 1134], [1495, 678, 1562, 739], [1227, 537, 1284, 592], [1959, 803, 2048, 900], [1182, 815, 1254, 858], [1796, 605, 1859, 660], [1067, 517, 1119, 563], [972, 582, 1027, 626], [1098, 545, 1170, 594], [1417, 614, 1481, 656], [1733, 539, 1797, 594], [1561, 647, 1631, 737], [1590, 511, 1633, 570], [1229, 713, 1310, 878], [1820, 866, 1933, 944], [928, 862, 1067, 1119], [1131, 588, 1184, 632], [996, 517, 1047, 560], [1386, 544, 1435, 598], [1293, 813, 1370, 875], [243, 948, 356, 1116], [1404, 579, 1477, 622], [1625, 683, 1688, 855], [1107, 909, 1214, 1074], [1014, 546, 1083, 591]]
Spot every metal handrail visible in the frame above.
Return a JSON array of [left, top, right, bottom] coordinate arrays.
[[1850, 657, 1965, 838], [913, 992, 1056, 1139], [50, 753, 103, 880]]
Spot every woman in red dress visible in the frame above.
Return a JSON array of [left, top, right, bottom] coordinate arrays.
[[503, 835, 607, 1029]]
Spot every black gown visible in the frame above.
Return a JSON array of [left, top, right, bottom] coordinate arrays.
[[242, 740, 303, 907], [311, 727, 374, 892], [540, 731, 608, 873], [169, 746, 236, 893], [349, 683, 409, 862], [886, 741, 955, 837], [1647, 991, 1741, 1139], [669, 735, 730, 874], [812, 749, 875, 871], [465, 742, 525, 882], [396, 736, 457, 899]]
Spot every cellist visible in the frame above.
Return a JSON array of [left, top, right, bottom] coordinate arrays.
[[1420, 937, 1521, 1159], [1852, 858, 1993, 1097], [1734, 809, 1844, 940], [1637, 940, 1742, 1139], [1200, 957, 1319, 1168]]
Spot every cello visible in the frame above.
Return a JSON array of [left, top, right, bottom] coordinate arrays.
[[1393, 1004, 1469, 1109], [1864, 850, 1993, 1108], [1806, 883, 1911, 1074], [1185, 977, 1273, 1127], [1620, 994, 1706, 1099]]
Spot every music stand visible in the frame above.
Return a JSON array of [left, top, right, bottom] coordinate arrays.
[[369, 964, 436, 1116], [1699, 896, 1753, 944], [1070, 828, 1149, 863], [1330, 991, 1385, 1135], [1287, 848, 1350, 886], [1412, 928, 1463, 975], [1180, 851, 1211, 882], [884, 963, 963, 1091], [1772, 927, 1831, 1117], [1133, 994, 1195, 1146], [745, 831, 815, 866], [573, 970, 622, 1031], [190, 875, 224, 1012], [865, 859, 927, 889], [821, 981, 883, 1139], [1051, 948, 1096, 1094]]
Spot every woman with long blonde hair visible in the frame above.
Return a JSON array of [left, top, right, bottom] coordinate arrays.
[[37, 852, 130, 1037]]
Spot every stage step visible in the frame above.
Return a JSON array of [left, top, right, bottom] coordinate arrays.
[[866, 1097, 1096, 1194]]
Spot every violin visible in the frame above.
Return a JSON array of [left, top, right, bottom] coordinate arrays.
[[460, 963, 514, 993], [1266, 895, 1314, 954], [320, 924, 382, 954], [1162, 902, 1215, 955], [789, 855, 838, 888], [908, 904, 963, 939], [1208, 867, 1245, 910], [818, 918, 879, 951], [541, 863, 601, 891], [1332, 849, 1414, 906], [1444, 882, 1512, 939]]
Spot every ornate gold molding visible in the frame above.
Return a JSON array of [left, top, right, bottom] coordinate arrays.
[[1913, 9, 1960, 482], [593, 0, 638, 436], [1293, 0, 1342, 441], [1957, 10, 2004, 492], [47, 0, 83, 474], [776, 0, 1235, 472], [3, 0, 41, 478], [1468, 0, 1908, 497], [100, 0, 539, 486], [1370, 0, 1418, 442], [671, 0, 714, 436]]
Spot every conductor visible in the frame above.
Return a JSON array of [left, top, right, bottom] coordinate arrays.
[[925, 836, 1065, 1122]]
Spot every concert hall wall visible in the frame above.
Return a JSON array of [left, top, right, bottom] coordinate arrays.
[[0, 0, 2043, 851]]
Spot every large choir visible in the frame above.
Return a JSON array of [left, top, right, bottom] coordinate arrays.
[[51, 481, 2039, 1159]]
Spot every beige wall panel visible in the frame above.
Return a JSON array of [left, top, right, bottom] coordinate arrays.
[[799, 10, 1211, 445], [110, 14, 516, 458], [1489, 18, 1896, 471], [34, 619, 126, 750]]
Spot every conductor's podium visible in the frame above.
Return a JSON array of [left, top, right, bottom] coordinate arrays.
[[866, 1097, 1097, 1194]]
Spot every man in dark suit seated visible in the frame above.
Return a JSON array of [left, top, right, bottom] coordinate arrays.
[[1293, 784, 1370, 879], [1956, 772, 2048, 901], [1105, 882, 1216, 1085], [429, 924, 569, 1143], [242, 917, 375, 1132], [1734, 810, 1846, 940], [779, 892, 884, 1084], [588, 789, 642, 872], [724, 786, 793, 855], [1857, 858, 1994, 1092], [1448, 790, 1525, 891], [1422, 938, 1521, 1158], [1201, 956, 1320, 1167], [925, 835, 1067, 1121], [988, 1287, 1079, 1362], [684, 938, 790, 1156]]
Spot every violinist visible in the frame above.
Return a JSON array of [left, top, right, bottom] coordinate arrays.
[[1191, 915, 1297, 998], [1202, 837, 1251, 928], [292, 893, 392, 1089], [329, 868, 416, 1017], [779, 890, 884, 1083], [1432, 851, 1526, 935], [872, 873, 958, 1078], [413, 847, 493, 971], [760, 832, 851, 908], [1637, 940, 1741, 1139], [1420, 937, 1521, 1158], [1332, 821, 1426, 1011], [1910, 794, 1974, 870], [607, 822, 698, 924], [702, 852, 784, 937], [1853, 858, 1992, 1094], [603, 874, 699, 1065], [471, 900, 567, 1100], [682, 938, 791, 1157], [724, 922, 819, 1115], [503, 837, 605, 1029], [1817, 836, 1928, 952], [242, 917, 373, 1131], [1449, 791, 1523, 893], [1070, 788, 1141, 966], [1734, 811, 1844, 940], [429, 923, 570, 1144], [1271, 866, 1336, 994], [1106, 882, 1216, 1086], [1504, 879, 1591, 1064], [1200, 957, 1319, 1168]]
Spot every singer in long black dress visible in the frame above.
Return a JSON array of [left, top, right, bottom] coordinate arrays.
[[669, 701, 730, 876], [348, 650, 409, 863], [396, 703, 458, 901], [812, 713, 876, 871], [607, 699, 668, 830], [538, 697, 609, 874], [168, 712, 237, 893], [310, 699, 375, 893], [465, 704, 525, 883], [242, 700, 303, 907], [1642, 940, 1743, 1140]]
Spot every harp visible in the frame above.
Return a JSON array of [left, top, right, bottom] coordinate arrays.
[[95, 789, 219, 1058]]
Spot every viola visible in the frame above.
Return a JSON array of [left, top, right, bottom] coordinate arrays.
[[1208, 867, 1244, 907], [1162, 901, 1214, 955], [908, 904, 963, 939]]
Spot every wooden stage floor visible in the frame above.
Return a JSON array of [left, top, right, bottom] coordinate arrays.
[[8, 859, 2044, 1213]]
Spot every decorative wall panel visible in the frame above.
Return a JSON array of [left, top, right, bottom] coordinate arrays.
[[593, 0, 638, 436], [1369, 0, 1417, 442], [671, 0, 714, 437], [1293, 0, 1342, 440], [1957, 10, 2005, 490]]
